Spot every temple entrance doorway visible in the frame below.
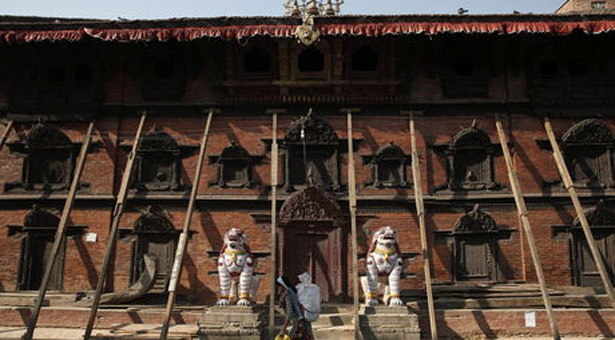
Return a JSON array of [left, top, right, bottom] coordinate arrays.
[[279, 186, 346, 302]]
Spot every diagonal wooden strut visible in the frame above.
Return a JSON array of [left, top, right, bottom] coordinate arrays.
[[495, 114, 561, 339], [544, 117, 615, 311], [344, 108, 361, 338], [407, 112, 438, 340], [83, 111, 148, 340], [267, 109, 283, 339], [0, 120, 14, 150], [160, 108, 215, 340], [22, 121, 96, 340]]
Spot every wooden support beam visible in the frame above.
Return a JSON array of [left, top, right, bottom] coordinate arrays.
[[495, 114, 561, 340], [344, 108, 361, 338], [83, 111, 147, 340], [23, 121, 95, 340], [160, 108, 215, 340], [267, 108, 284, 338], [407, 112, 438, 340], [544, 117, 615, 311], [0, 120, 14, 150]]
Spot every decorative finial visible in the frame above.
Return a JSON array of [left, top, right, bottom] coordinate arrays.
[[285, 0, 343, 17], [471, 119, 478, 129]]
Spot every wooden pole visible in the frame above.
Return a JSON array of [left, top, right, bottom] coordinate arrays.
[[544, 117, 615, 310], [0, 120, 14, 150], [495, 114, 561, 339], [344, 108, 360, 338], [22, 121, 95, 340], [267, 109, 283, 338], [408, 112, 438, 340], [83, 111, 147, 339], [160, 108, 215, 340]]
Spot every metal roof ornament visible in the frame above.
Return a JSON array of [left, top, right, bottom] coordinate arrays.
[[295, 14, 320, 45], [285, 0, 344, 17]]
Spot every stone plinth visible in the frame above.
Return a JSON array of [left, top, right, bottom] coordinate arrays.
[[199, 305, 264, 340], [359, 305, 421, 340]]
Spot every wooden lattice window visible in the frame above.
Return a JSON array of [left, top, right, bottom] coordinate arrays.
[[445, 122, 497, 191], [453, 205, 499, 282], [571, 203, 615, 288], [6, 124, 79, 192], [134, 130, 182, 192], [211, 142, 256, 188], [141, 47, 186, 101], [364, 142, 411, 188], [283, 111, 341, 191], [562, 119, 614, 189]]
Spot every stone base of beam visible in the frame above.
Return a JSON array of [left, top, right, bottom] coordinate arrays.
[[360, 305, 421, 340], [198, 305, 264, 340]]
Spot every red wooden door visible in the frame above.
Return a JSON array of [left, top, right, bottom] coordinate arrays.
[[280, 224, 344, 302]]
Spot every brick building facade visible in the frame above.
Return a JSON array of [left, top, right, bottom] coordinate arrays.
[[0, 10, 615, 338]]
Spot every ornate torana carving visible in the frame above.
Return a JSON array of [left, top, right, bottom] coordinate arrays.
[[25, 124, 72, 149], [219, 141, 250, 160], [285, 110, 338, 145], [373, 142, 406, 162], [23, 205, 60, 228], [562, 119, 614, 145], [280, 186, 342, 222], [574, 201, 615, 227], [138, 130, 180, 153], [449, 121, 492, 150], [133, 206, 175, 232], [453, 204, 497, 233]]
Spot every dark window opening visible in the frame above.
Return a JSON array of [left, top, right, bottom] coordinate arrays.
[[453, 56, 474, 77], [75, 64, 93, 82], [244, 47, 271, 73], [47, 65, 66, 83], [27, 151, 70, 185], [298, 47, 325, 72], [154, 60, 175, 79], [453, 150, 488, 184], [539, 59, 559, 77], [222, 160, 248, 185], [568, 58, 589, 77], [351, 46, 378, 72], [600, 60, 615, 76]]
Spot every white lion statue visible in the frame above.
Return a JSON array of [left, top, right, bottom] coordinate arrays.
[[360, 226, 404, 307], [217, 228, 260, 306]]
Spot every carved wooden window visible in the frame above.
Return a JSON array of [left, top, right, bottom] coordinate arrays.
[[244, 46, 271, 75], [130, 206, 179, 292], [141, 47, 186, 101], [16, 206, 65, 291], [134, 130, 182, 191], [282, 112, 340, 191], [562, 119, 614, 189], [441, 43, 489, 98], [364, 142, 411, 188], [445, 123, 497, 191], [351, 45, 379, 75], [6, 124, 78, 192], [571, 204, 615, 287], [211, 142, 255, 188], [10, 46, 103, 111], [292, 42, 331, 81], [453, 205, 499, 282]]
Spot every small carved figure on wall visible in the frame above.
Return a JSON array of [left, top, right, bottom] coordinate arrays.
[[217, 228, 261, 306], [361, 226, 405, 306]]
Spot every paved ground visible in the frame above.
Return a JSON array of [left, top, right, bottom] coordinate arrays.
[[0, 325, 198, 339]]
